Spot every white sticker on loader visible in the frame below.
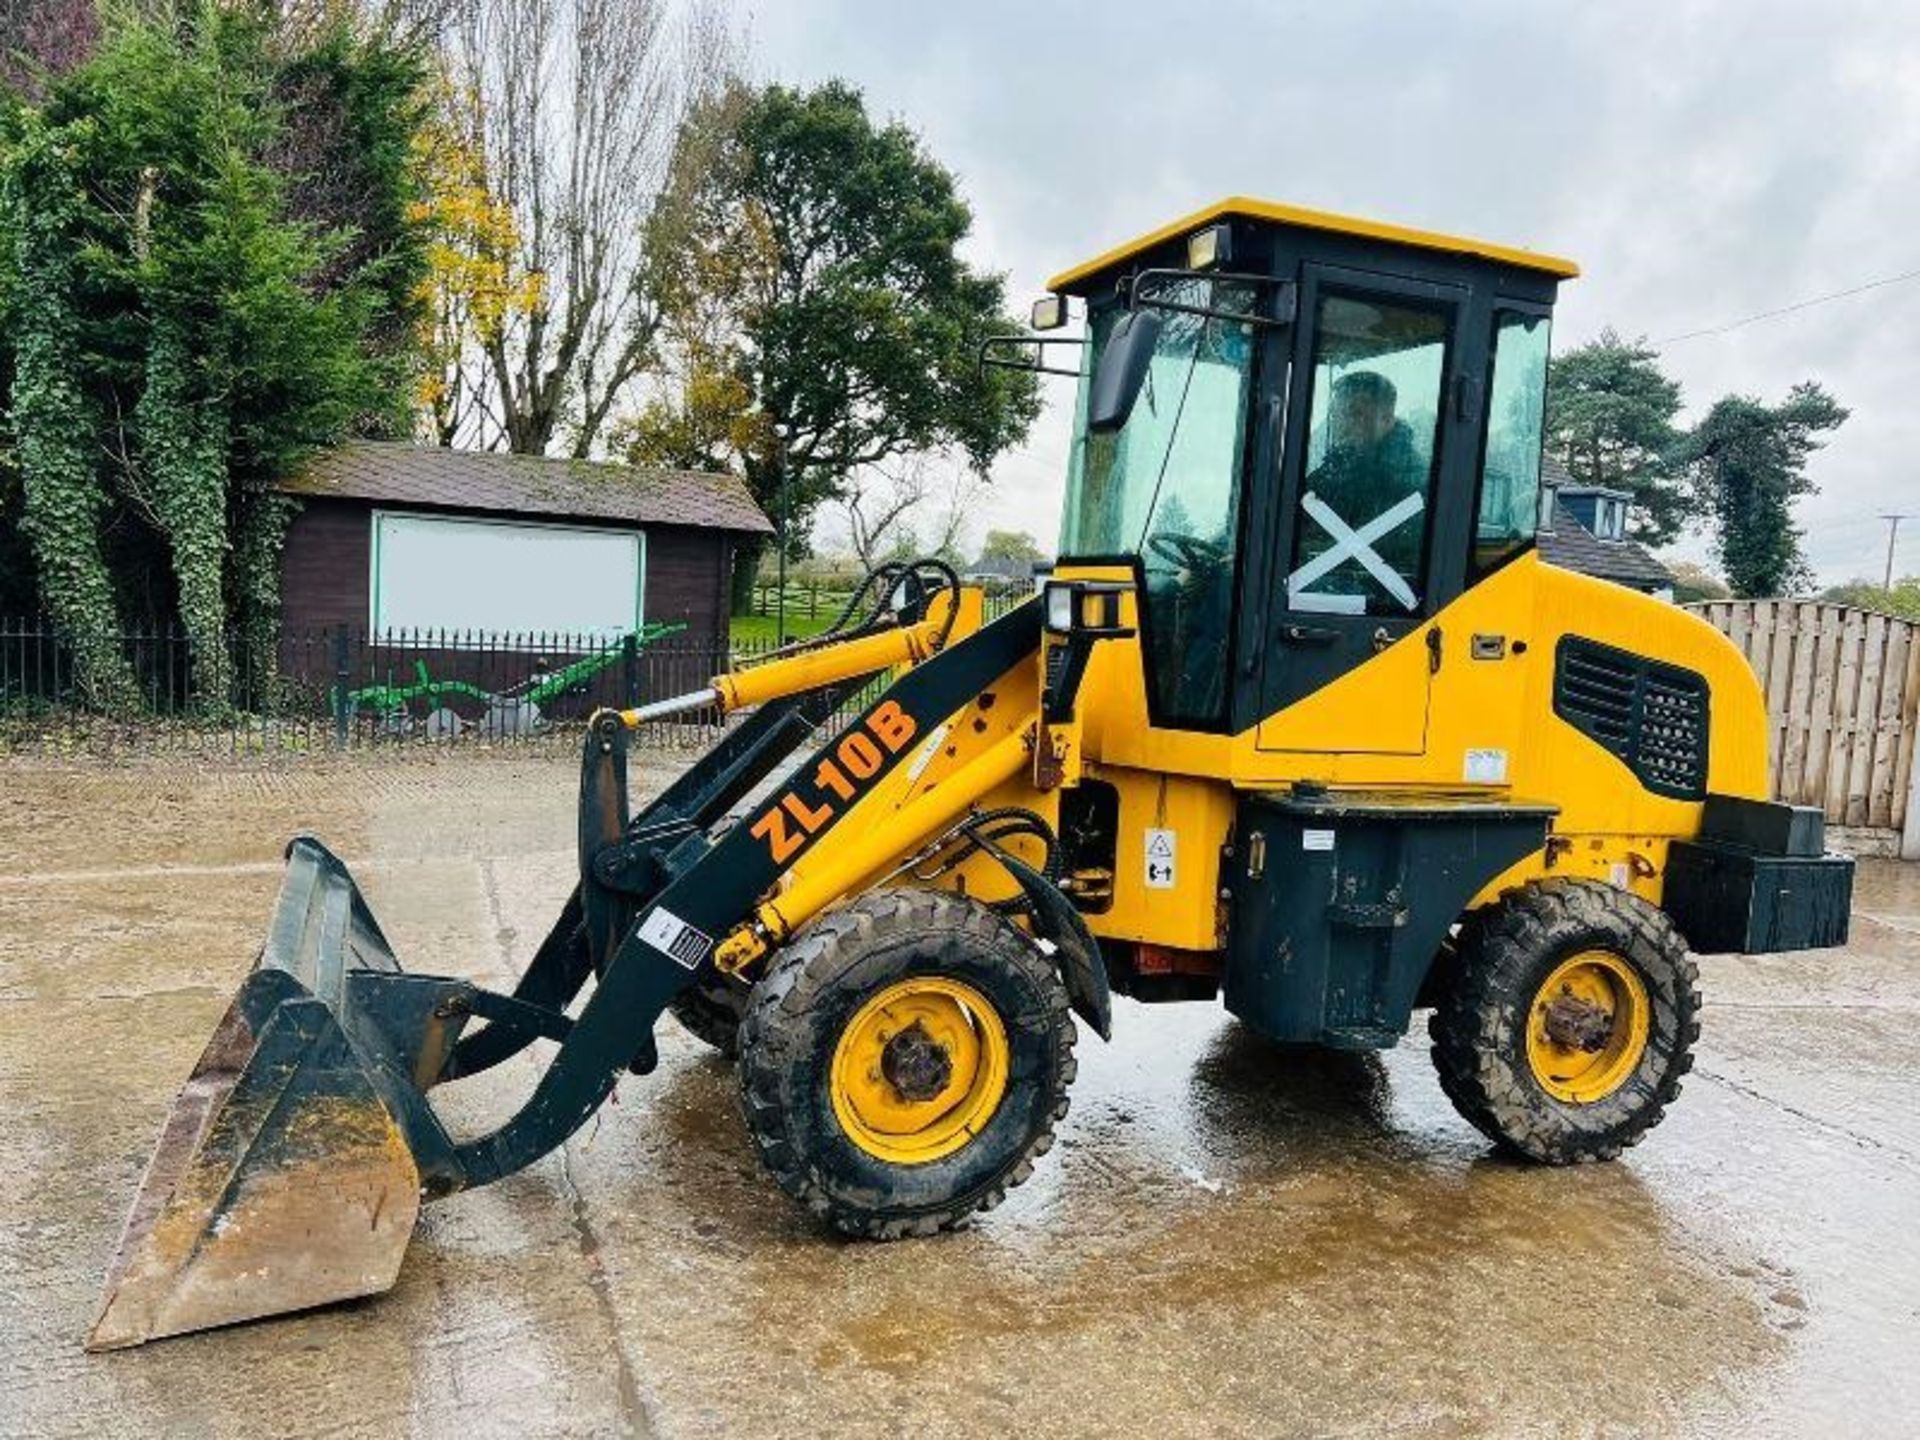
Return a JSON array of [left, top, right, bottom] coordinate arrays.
[[1144, 828, 1177, 889], [1464, 747, 1509, 784], [905, 723, 951, 782], [638, 906, 714, 969], [1301, 828, 1336, 852]]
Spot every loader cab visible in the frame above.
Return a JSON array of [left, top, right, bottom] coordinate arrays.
[[1046, 198, 1574, 744]]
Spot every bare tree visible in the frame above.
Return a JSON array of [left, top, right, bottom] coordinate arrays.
[[840, 455, 985, 568], [439, 0, 734, 456], [922, 464, 986, 563], [842, 461, 927, 569], [279, 0, 458, 48]]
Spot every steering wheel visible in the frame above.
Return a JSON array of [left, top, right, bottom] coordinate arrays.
[[1148, 532, 1227, 572]]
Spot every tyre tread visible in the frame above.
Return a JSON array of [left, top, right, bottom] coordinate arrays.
[[1429, 877, 1701, 1164], [737, 889, 1077, 1238]]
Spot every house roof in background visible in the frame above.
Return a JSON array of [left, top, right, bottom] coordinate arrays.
[[1537, 457, 1632, 504], [1539, 500, 1675, 588], [279, 442, 775, 536]]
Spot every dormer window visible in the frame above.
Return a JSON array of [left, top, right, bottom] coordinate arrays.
[[1596, 498, 1625, 541]]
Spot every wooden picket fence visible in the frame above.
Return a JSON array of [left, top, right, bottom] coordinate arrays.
[[1687, 599, 1920, 846]]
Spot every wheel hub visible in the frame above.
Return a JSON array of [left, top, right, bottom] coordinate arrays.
[[1542, 993, 1615, 1052], [828, 976, 1011, 1165], [880, 1021, 953, 1102], [1525, 949, 1652, 1105]]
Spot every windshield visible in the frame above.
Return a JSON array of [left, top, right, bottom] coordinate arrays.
[[1059, 281, 1257, 559], [1058, 280, 1257, 724]]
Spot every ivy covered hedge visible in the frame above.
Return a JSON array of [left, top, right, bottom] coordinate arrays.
[[0, 3, 430, 708]]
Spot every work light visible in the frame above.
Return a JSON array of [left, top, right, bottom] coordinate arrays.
[[1186, 224, 1231, 270], [1044, 581, 1076, 634]]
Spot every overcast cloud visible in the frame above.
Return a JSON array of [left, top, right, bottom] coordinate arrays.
[[756, 0, 1920, 584]]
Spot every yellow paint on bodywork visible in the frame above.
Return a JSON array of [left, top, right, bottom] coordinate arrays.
[[713, 637, 1042, 971], [1046, 195, 1579, 293], [1083, 768, 1235, 952], [713, 588, 979, 713], [708, 548, 1769, 973], [1045, 552, 1770, 943]]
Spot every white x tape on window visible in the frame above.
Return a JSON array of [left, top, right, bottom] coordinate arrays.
[[1287, 489, 1425, 613]]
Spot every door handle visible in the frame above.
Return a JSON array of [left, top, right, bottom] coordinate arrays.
[[1279, 623, 1338, 646]]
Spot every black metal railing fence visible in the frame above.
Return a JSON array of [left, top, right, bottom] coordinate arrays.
[[0, 583, 1033, 758]]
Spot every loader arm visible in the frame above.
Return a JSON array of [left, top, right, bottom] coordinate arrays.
[[89, 587, 1045, 1348], [452, 598, 1044, 1190], [439, 583, 981, 1081]]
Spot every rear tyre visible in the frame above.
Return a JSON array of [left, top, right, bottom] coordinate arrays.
[[738, 889, 1076, 1238], [1429, 878, 1699, 1163], [667, 972, 749, 1057]]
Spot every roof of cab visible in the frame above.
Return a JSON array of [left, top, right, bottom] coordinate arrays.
[[1045, 196, 1580, 292]]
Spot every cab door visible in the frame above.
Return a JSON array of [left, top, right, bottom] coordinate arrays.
[[1253, 264, 1479, 754]]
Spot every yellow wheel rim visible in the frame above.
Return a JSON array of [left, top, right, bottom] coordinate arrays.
[[829, 977, 1010, 1165], [1525, 950, 1651, 1104]]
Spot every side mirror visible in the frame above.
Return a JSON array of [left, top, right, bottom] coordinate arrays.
[[1087, 310, 1162, 434]]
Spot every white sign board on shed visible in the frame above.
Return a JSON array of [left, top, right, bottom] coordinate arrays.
[[371, 511, 644, 641]]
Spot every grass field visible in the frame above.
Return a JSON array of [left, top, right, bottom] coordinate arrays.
[[728, 610, 838, 646]]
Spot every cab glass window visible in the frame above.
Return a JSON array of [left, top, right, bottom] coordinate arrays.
[[1060, 280, 1257, 725], [1473, 310, 1552, 575], [1286, 292, 1447, 616]]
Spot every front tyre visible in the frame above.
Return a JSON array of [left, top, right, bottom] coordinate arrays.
[[667, 972, 749, 1057], [1429, 878, 1700, 1163], [738, 889, 1077, 1238]]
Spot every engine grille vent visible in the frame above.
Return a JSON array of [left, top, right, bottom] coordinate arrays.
[[1553, 636, 1710, 799]]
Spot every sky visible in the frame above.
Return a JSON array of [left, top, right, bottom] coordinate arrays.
[[753, 0, 1920, 586]]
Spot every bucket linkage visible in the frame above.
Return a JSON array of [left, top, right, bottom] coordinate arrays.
[[87, 683, 851, 1350], [88, 589, 1046, 1349]]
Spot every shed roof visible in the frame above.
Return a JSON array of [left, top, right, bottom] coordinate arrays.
[[280, 441, 774, 535]]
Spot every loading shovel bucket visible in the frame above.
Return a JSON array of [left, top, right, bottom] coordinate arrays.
[[89, 837, 467, 1350]]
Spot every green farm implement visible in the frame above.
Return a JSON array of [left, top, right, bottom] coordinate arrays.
[[341, 622, 686, 738]]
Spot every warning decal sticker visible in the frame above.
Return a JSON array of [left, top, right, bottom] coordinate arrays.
[[638, 906, 715, 969], [1145, 828, 1177, 889]]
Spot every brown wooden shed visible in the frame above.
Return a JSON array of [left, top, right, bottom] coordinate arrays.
[[276, 442, 772, 651]]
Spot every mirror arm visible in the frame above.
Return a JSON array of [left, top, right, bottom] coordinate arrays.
[[976, 335, 1087, 380], [1127, 268, 1297, 328]]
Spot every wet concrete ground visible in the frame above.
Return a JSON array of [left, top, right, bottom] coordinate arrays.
[[2, 757, 1916, 1437]]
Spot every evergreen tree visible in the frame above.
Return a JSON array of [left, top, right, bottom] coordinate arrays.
[[1679, 383, 1847, 598], [0, 2, 430, 703], [1545, 330, 1687, 546]]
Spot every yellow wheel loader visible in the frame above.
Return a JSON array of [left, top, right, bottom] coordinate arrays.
[[91, 198, 1854, 1348]]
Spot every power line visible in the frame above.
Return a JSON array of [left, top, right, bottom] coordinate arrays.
[[1654, 265, 1920, 346]]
